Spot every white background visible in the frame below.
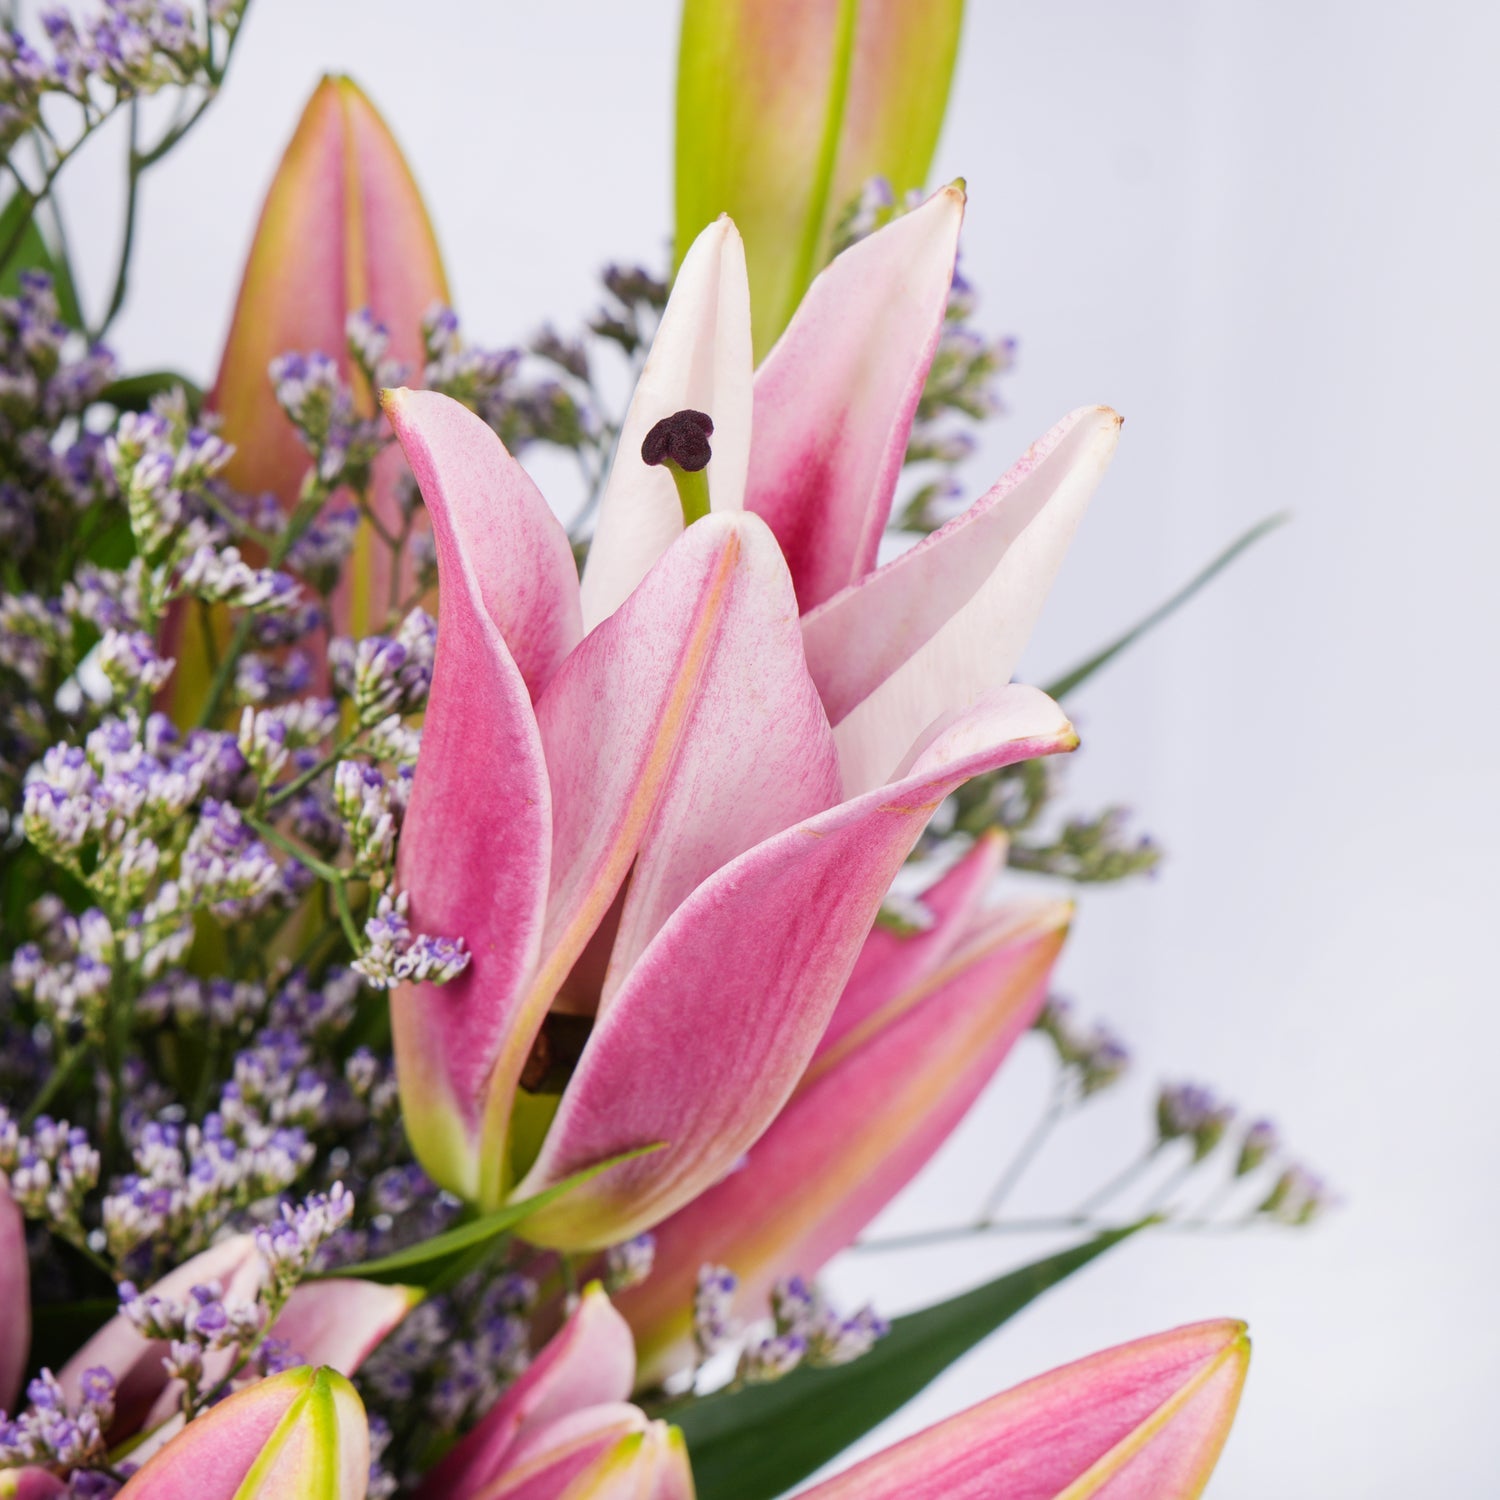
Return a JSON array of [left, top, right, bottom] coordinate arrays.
[[55, 2, 1499, 1494]]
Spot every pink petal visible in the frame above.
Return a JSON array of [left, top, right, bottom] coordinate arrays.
[[538, 512, 838, 1018], [803, 406, 1122, 796], [384, 391, 553, 1205], [416, 1284, 635, 1500], [268, 1278, 423, 1375], [816, 828, 1006, 1060], [580, 218, 754, 631], [597, 514, 841, 1003], [624, 898, 1068, 1384], [0, 1183, 28, 1413], [798, 1321, 1249, 1500], [513, 685, 1077, 1250], [746, 185, 964, 611], [383, 389, 580, 698], [59, 1235, 261, 1434]]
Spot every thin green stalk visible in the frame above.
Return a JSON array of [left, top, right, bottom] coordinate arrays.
[[245, 815, 363, 952], [975, 1074, 1073, 1223], [22, 1040, 89, 1127]]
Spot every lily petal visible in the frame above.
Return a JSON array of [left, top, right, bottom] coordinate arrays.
[[0, 1181, 28, 1413], [116, 1366, 369, 1500], [387, 392, 553, 1204], [580, 218, 753, 631], [798, 1321, 1249, 1500], [268, 1278, 423, 1375], [383, 389, 580, 699], [624, 897, 1069, 1383], [417, 1283, 635, 1500], [816, 827, 1006, 1060], [211, 75, 448, 634], [59, 1234, 262, 1433], [803, 406, 1121, 796], [746, 184, 964, 611], [513, 685, 1077, 1249]]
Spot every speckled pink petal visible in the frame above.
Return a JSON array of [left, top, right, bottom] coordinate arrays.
[[624, 898, 1068, 1384], [513, 685, 1077, 1250], [382, 389, 552, 1205], [747, 185, 964, 610], [803, 406, 1121, 796]]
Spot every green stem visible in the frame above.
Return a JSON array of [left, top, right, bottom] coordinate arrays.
[[22, 1041, 90, 1127], [264, 732, 360, 810], [245, 815, 363, 952], [976, 1074, 1072, 1223]]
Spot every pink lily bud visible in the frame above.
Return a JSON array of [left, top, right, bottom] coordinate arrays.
[[622, 837, 1074, 1383], [417, 1283, 689, 1500], [677, 0, 966, 357], [58, 1234, 416, 1441], [0, 1180, 28, 1414], [171, 74, 449, 717], [798, 1321, 1250, 1499], [115, 1365, 369, 1500]]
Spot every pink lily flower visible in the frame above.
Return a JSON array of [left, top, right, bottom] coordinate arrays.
[[799, 1320, 1250, 1499], [618, 834, 1072, 1383], [387, 183, 1120, 1246], [0, 1182, 28, 1414], [416, 1284, 691, 1500], [677, 0, 967, 357], [114, 1365, 369, 1500], [52, 1233, 416, 1440], [0, 1233, 412, 1500]]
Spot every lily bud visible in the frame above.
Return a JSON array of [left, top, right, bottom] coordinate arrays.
[[172, 75, 448, 717], [676, 0, 965, 356], [115, 1366, 369, 1499], [798, 1321, 1250, 1499]]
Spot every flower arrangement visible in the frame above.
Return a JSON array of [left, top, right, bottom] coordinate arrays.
[[0, 3, 1328, 1496]]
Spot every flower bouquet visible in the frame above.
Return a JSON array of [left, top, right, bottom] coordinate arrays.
[[0, 3, 1327, 1496]]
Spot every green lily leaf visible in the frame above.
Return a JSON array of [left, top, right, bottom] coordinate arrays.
[[676, 1226, 1141, 1500], [323, 1143, 663, 1287], [1, 192, 84, 327], [100, 369, 207, 413], [1044, 513, 1289, 701]]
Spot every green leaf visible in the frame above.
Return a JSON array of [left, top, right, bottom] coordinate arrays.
[[322, 1143, 664, 1288], [1043, 513, 1289, 701], [675, 1226, 1141, 1500], [1, 193, 84, 327], [100, 369, 207, 413]]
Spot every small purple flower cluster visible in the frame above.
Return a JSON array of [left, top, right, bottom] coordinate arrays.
[[0, 1108, 101, 1245], [0, 1366, 116, 1476], [1038, 996, 1133, 1097]]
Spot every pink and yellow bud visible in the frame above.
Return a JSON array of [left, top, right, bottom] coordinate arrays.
[[171, 73, 449, 718], [800, 1321, 1250, 1500], [115, 1366, 369, 1500], [676, 0, 965, 356]]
